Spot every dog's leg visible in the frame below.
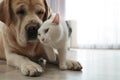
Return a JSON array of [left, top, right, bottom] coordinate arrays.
[[6, 52, 43, 77]]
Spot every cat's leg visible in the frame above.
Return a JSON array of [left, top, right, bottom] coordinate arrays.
[[58, 46, 82, 70], [44, 46, 56, 62], [58, 46, 67, 70]]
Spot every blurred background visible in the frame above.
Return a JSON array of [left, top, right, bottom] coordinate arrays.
[[48, 0, 120, 49], [0, 0, 120, 49]]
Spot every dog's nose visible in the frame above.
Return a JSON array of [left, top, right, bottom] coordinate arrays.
[[25, 21, 40, 31], [25, 21, 41, 40]]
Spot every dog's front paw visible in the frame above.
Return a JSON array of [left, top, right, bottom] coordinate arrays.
[[66, 60, 82, 71], [20, 61, 43, 77]]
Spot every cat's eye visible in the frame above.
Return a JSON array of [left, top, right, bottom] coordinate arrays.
[[38, 33, 41, 36], [44, 28, 49, 33]]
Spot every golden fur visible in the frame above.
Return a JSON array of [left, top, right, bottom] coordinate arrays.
[[0, 0, 51, 60], [0, 0, 82, 77]]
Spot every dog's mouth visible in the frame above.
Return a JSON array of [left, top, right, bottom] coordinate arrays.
[[25, 22, 40, 41], [26, 28, 38, 40]]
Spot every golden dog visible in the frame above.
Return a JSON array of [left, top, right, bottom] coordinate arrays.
[[0, 0, 82, 77]]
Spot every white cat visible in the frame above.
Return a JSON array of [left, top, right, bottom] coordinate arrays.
[[38, 13, 70, 70]]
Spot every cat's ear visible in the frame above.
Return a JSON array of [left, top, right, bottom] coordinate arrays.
[[52, 13, 59, 25]]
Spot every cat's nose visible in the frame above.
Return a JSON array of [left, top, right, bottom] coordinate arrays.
[[42, 38, 45, 42]]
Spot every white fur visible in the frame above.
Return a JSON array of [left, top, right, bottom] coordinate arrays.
[[38, 13, 68, 69]]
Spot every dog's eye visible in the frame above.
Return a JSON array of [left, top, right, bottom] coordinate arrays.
[[44, 28, 49, 33], [36, 11, 44, 15], [16, 9, 26, 15]]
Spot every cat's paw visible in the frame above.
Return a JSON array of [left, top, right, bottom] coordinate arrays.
[[59, 64, 67, 70], [20, 61, 43, 77], [66, 60, 82, 71]]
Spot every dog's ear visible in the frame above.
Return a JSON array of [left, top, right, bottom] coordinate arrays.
[[0, 1, 5, 23], [0, 0, 12, 26], [43, 0, 52, 21]]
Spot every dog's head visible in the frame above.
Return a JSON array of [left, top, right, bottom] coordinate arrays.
[[0, 0, 51, 46]]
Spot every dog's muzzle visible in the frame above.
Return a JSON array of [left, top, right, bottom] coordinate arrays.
[[25, 21, 40, 41]]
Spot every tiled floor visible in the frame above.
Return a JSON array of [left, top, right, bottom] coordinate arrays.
[[0, 49, 120, 80]]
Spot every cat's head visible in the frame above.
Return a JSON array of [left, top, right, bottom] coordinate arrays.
[[38, 13, 61, 45]]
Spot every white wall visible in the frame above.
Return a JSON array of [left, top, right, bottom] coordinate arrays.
[[0, 0, 2, 2], [66, 0, 120, 49], [48, 0, 65, 18]]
